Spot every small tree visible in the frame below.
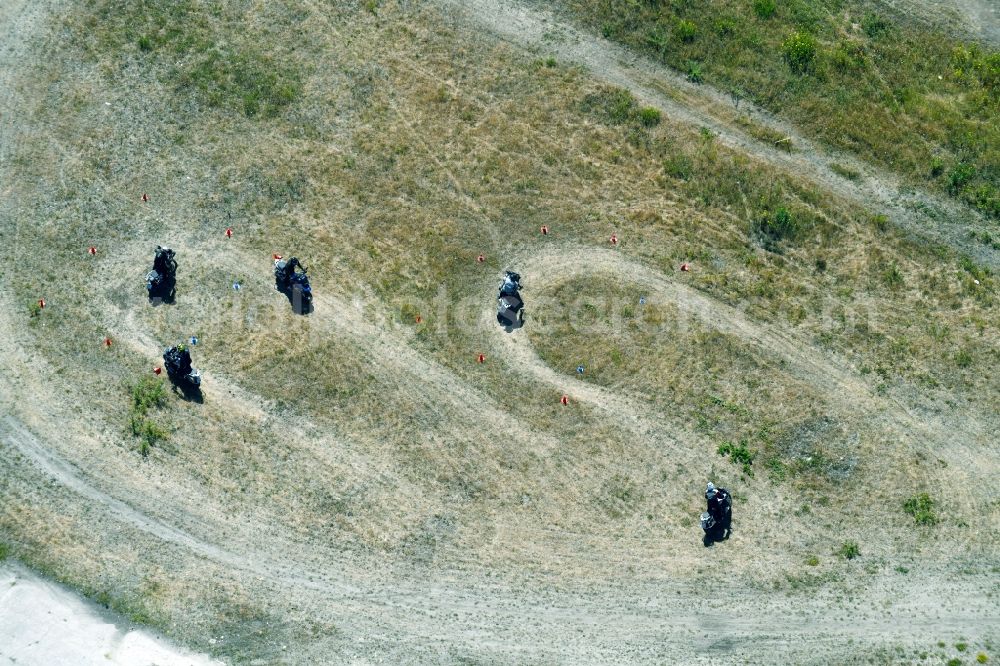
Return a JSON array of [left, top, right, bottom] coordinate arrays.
[[783, 32, 817, 73]]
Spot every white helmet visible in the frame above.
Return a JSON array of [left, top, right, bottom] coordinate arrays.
[[706, 482, 717, 499]]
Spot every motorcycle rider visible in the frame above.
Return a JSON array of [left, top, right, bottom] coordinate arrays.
[[499, 271, 521, 297], [706, 482, 732, 538]]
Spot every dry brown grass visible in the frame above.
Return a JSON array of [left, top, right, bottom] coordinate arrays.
[[0, 0, 997, 661]]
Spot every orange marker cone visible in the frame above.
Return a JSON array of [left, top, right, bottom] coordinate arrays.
[[153, 366, 162, 375]]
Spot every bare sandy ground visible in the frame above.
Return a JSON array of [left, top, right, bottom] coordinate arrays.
[[0, 0, 997, 663], [0, 562, 220, 666]]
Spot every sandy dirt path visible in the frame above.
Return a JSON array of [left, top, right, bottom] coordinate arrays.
[[435, 0, 999, 270], [1, 0, 998, 663], [0, 562, 222, 666]]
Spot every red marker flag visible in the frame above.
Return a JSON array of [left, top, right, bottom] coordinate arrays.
[[103, 337, 112, 347], [477, 253, 485, 263], [141, 193, 149, 203], [477, 353, 486, 363], [88, 246, 97, 256], [153, 366, 162, 375], [415, 315, 422, 324], [225, 227, 233, 238], [610, 233, 618, 246], [560, 395, 569, 406], [541, 225, 549, 235], [37, 298, 45, 309], [273, 253, 282, 260], [680, 263, 691, 272]]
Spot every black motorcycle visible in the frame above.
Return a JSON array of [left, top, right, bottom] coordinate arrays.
[[163, 345, 201, 388], [497, 271, 524, 329], [145, 246, 176, 301], [274, 257, 313, 314], [701, 488, 732, 545]]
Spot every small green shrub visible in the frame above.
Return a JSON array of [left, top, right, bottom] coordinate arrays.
[[831, 41, 866, 72], [952, 44, 1000, 96], [753, 0, 776, 19], [977, 653, 988, 663], [686, 61, 703, 83], [783, 32, 818, 73], [138, 35, 153, 52], [27, 300, 41, 318], [663, 154, 693, 180], [955, 349, 973, 368], [675, 20, 697, 43], [948, 659, 963, 666], [838, 540, 860, 559], [862, 13, 891, 39], [638, 107, 662, 127], [883, 262, 903, 288], [806, 555, 820, 566], [930, 157, 945, 177], [0, 542, 9, 561], [714, 18, 737, 37], [128, 376, 168, 456], [581, 87, 637, 125], [756, 206, 799, 242], [718, 439, 756, 475], [131, 376, 167, 414], [903, 493, 938, 525], [870, 213, 890, 232], [948, 163, 976, 195], [957, 644, 968, 653]]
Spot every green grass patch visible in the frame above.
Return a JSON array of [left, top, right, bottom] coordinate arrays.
[[903, 493, 937, 525], [127, 376, 169, 457], [830, 163, 861, 181], [782, 32, 818, 74], [557, 0, 1000, 216], [837, 540, 860, 560], [75, 0, 303, 119], [717, 439, 756, 476]]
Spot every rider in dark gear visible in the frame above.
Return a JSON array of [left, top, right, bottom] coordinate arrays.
[[152, 246, 175, 274], [499, 271, 521, 297], [705, 482, 732, 537], [146, 246, 177, 299], [163, 344, 201, 387], [275, 257, 306, 284], [274, 256, 312, 314], [496, 271, 524, 328]]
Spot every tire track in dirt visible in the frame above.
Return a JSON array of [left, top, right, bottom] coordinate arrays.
[[482, 246, 996, 525], [434, 0, 999, 270], [1, 1, 997, 662]]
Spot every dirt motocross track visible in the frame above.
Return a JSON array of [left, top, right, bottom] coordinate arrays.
[[1, 0, 999, 664]]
